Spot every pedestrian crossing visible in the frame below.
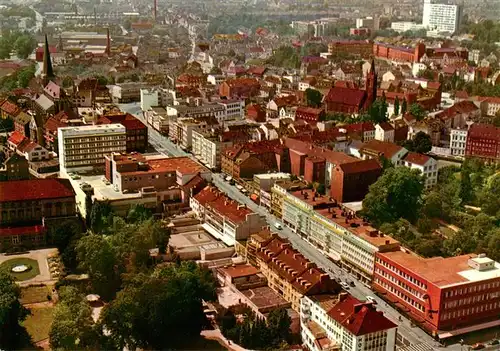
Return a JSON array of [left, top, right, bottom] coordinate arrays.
[[397, 342, 436, 351]]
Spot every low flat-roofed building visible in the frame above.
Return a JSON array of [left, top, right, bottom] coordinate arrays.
[[374, 251, 500, 338]]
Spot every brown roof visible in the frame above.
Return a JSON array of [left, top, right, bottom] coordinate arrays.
[[219, 264, 260, 278], [339, 159, 381, 174], [377, 121, 394, 131], [360, 140, 405, 159], [403, 152, 432, 166], [324, 87, 366, 107]]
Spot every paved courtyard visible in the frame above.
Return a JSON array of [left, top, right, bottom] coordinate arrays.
[[0, 248, 58, 286]]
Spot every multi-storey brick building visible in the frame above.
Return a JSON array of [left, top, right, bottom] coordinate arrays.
[[328, 40, 373, 58], [255, 234, 340, 311], [0, 179, 76, 250], [465, 124, 500, 162], [373, 251, 500, 338], [100, 113, 148, 153], [58, 124, 127, 173], [219, 78, 260, 99]]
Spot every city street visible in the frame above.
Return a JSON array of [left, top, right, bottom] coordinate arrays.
[[120, 102, 471, 351]]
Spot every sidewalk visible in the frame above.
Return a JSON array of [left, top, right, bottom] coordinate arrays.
[[201, 329, 249, 351]]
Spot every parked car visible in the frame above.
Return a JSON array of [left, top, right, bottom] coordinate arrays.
[[274, 222, 283, 230], [366, 296, 377, 304], [349, 281, 356, 287], [340, 282, 350, 290], [472, 343, 485, 350]]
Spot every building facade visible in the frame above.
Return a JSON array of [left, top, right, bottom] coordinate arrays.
[[58, 124, 127, 173], [465, 124, 500, 162], [301, 293, 397, 351], [450, 128, 468, 157], [402, 152, 438, 189], [422, 0, 461, 33], [373, 252, 500, 338]]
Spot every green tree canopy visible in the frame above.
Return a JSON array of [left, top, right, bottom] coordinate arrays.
[[0, 271, 29, 349], [305, 88, 323, 108], [49, 286, 98, 350], [409, 103, 427, 121], [99, 262, 216, 350], [412, 131, 433, 153], [13, 34, 37, 59], [362, 167, 425, 225]]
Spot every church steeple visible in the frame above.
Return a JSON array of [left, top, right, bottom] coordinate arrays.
[[42, 34, 55, 86], [365, 59, 377, 109], [105, 28, 111, 56]]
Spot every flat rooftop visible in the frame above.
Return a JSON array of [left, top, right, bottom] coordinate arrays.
[[379, 251, 500, 287], [254, 172, 291, 180], [240, 286, 290, 310], [59, 123, 125, 137]]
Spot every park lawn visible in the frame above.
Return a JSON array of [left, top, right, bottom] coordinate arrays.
[[0, 257, 40, 281], [22, 307, 54, 343], [20, 285, 52, 305]]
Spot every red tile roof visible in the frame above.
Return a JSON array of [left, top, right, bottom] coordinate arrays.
[[377, 121, 394, 131], [247, 66, 266, 76], [0, 225, 46, 238], [339, 159, 381, 174], [360, 140, 405, 159], [103, 113, 147, 130], [207, 196, 253, 224], [193, 186, 223, 205], [8, 131, 27, 146], [0, 179, 75, 203], [44, 112, 70, 132], [403, 152, 432, 166], [257, 235, 339, 295], [468, 123, 499, 141], [435, 100, 478, 121], [324, 87, 366, 107], [219, 264, 260, 278], [0, 100, 20, 116], [296, 106, 324, 116], [328, 296, 397, 336]]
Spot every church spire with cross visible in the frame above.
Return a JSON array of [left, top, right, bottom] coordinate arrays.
[[41, 34, 55, 86]]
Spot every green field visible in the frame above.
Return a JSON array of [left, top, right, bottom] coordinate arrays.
[[22, 307, 54, 342]]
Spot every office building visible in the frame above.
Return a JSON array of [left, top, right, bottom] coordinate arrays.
[[58, 124, 126, 173], [374, 252, 500, 338], [422, 0, 461, 34]]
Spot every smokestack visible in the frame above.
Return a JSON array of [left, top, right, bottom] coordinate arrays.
[[153, 0, 157, 21]]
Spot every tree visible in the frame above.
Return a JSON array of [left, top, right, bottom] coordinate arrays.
[[365, 98, 388, 124], [0, 271, 29, 349], [76, 233, 122, 300], [394, 96, 400, 116], [100, 262, 216, 350], [412, 131, 432, 153], [17, 65, 35, 88], [480, 174, 500, 218], [13, 34, 37, 59], [49, 286, 98, 350], [62, 76, 74, 88], [401, 98, 408, 115], [267, 308, 291, 346], [409, 103, 427, 121], [305, 88, 323, 108], [362, 167, 424, 225], [126, 204, 152, 223], [0, 37, 12, 59], [89, 201, 113, 234], [316, 183, 326, 195], [459, 169, 473, 204], [493, 109, 500, 127]]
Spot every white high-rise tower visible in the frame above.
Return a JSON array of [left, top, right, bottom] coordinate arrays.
[[422, 0, 461, 34]]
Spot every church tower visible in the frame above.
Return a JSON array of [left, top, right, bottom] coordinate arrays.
[[365, 59, 377, 109], [41, 34, 55, 87]]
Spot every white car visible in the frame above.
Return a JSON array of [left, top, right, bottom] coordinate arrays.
[[340, 282, 350, 290], [366, 296, 377, 304], [274, 222, 283, 230]]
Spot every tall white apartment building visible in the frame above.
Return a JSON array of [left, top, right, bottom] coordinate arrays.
[[58, 124, 127, 173], [450, 128, 468, 157], [140, 89, 159, 111], [216, 99, 245, 122], [422, 0, 461, 33], [301, 292, 397, 351]]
